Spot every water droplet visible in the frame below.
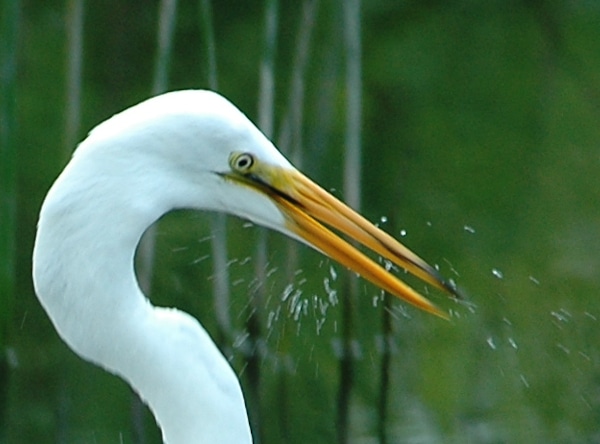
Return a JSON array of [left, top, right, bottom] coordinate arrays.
[[486, 337, 497, 350], [508, 337, 518, 349], [577, 350, 592, 361], [400, 229, 407, 237], [267, 311, 276, 329], [528, 275, 540, 285], [380, 216, 388, 224], [316, 318, 326, 335], [383, 259, 393, 271], [329, 266, 337, 281], [191, 254, 210, 265], [323, 278, 338, 305], [551, 310, 570, 323], [578, 351, 591, 361], [492, 268, 504, 279], [289, 290, 302, 317], [292, 298, 308, 321], [281, 284, 294, 301], [318, 298, 329, 316], [560, 308, 572, 318], [447, 278, 458, 291], [233, 332, 250, 349], [463, 225, 476, 234]]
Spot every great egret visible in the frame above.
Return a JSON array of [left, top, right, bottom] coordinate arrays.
[[33, 90, 457, 443]]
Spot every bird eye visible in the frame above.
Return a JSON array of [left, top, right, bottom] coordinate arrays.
[[229, 152, 255, 173]]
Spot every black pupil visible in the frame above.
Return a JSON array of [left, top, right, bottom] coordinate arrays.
[[238, 156, 251, 169]]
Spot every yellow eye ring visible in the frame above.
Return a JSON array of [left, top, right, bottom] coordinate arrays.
[[229, 152, 255, 173]]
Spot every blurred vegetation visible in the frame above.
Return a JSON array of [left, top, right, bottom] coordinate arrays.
[[3, 0, 600, 442]]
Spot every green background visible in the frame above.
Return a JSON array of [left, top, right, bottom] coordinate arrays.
[[2, 0, 600, 442]]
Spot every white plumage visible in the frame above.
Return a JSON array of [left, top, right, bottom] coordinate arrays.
[[33, 90, 455, 443]]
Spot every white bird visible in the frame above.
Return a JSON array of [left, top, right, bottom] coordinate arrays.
[[32, 90, 457, 443]]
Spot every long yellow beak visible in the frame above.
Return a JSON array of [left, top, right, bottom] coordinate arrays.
[[271, 170, 457, 319], [224, 155, 459, 319]]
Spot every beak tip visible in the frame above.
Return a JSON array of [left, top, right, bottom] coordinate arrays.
[[431, 306, 451, 321], [442, 278, 464, 300]]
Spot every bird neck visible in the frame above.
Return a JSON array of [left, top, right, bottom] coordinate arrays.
[[33, 158, 253, 443]]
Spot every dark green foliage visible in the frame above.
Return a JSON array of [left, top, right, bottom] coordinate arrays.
[[6, 1, 600, 442]]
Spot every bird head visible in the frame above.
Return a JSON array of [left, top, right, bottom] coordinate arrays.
[[80, 90, 460, 317]]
